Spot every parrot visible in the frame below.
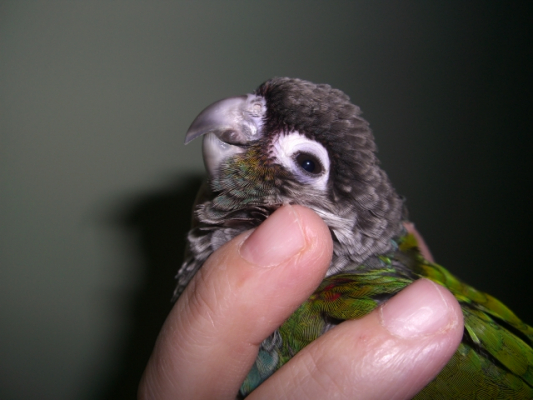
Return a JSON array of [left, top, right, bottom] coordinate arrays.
[[174, 77, 533, 398]]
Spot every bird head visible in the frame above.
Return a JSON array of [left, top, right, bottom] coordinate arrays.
[[185, 77, 404, 271]]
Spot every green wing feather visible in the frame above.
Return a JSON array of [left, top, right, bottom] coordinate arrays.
[[397, 234, 533, 398], [278, 271, 412, 364], [268, 233, 533, 398]]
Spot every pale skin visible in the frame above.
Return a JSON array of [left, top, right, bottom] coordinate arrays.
[[139, 205, 464, 400]]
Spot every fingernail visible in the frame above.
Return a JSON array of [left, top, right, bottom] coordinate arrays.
[[240, 205, 306, 267], [380, 279, 456, 338]]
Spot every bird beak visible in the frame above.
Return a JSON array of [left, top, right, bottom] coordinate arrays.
[[185, 95, 263, 145], [184, 94, 266, 179]]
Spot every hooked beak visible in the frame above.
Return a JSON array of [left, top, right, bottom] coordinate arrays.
[[185, 94, 266, 179]]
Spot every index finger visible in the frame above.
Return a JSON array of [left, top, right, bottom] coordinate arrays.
[[138, 205, 333, 400]]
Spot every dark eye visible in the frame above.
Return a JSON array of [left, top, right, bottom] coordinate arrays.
[[295, 153, 323, 174]]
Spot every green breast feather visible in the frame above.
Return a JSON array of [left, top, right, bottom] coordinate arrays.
[[242, 233, 533, 398]]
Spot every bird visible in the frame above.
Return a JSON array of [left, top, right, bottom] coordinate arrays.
[[174, 77, 533, 398]]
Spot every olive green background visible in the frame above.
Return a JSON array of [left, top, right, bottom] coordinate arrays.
[[1, 2, 531, 399]]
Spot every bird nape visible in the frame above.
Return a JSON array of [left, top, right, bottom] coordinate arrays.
[[174, 77, 533, 398]]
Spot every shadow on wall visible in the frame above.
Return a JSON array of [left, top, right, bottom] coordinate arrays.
[[93, 174, 204, 400]]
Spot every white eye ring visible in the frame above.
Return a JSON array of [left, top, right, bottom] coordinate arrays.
[[271, 132, 330, 190]]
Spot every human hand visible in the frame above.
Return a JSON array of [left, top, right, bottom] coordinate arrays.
[[139, 205, 463, 400]]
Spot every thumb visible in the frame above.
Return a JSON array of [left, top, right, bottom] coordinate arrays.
[[249, 278, 464, 400]]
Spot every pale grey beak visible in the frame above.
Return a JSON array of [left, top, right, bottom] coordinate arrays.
[[184, 93, 266, 178], [184, 94, 266, 144]]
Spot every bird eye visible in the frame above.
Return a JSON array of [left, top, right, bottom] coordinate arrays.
[[272, 132, 330, 190], [295, 153, 323, 175]]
